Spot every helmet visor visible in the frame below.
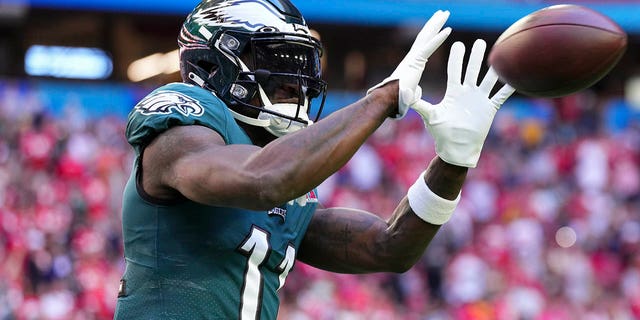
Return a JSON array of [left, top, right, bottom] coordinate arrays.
[[249, 39, 324, 99], [252, 40, 321, 79]]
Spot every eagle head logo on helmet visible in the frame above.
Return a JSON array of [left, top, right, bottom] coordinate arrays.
[[178, 0, 327, 138]]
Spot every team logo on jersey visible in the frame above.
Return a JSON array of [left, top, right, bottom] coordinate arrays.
[[269, 190, 318, 221], [268, 206, 287, 221], [135, 90, 205, 117]]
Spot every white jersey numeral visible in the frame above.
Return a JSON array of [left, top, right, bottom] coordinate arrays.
[[238, 227, 269, 320], [237, 226, 296, 320], [277, 245, 295, 291]]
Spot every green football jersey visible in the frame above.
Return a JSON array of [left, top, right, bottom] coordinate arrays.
[[114, 83, 318, 320]]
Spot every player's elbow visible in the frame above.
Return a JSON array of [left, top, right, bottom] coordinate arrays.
[[171, 168, 283, 211], [249, 192, 284, 211], [373, 249, 420, 273], [252, 173, 302, 210], [253, 188, 296, 211]]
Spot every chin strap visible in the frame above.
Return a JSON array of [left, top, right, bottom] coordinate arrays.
[[255, 85, 312, 137], [228, 108, 271, 127], [225, 85, 313, 137]]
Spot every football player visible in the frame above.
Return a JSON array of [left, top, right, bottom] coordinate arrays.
[[114, 0, 515, 318]]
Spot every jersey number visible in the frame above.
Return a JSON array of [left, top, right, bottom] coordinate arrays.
[[237, 226, 295, 320]]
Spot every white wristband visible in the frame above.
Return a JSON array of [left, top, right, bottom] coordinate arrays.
[[407, 171, 461, 225]]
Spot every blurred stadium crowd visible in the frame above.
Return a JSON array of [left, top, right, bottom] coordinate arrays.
[[0, 77, 639, 319]]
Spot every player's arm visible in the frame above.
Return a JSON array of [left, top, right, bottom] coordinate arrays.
[[297, 157, 465, 273], [298, 39, 516, 273], [142, 88, 395, 210], [141, 12, 451, 210]]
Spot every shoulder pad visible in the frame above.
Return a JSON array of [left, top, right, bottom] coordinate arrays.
[[126, 83, 237, 154]]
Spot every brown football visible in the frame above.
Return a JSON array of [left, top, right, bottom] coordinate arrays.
[[488, 4, 627, 97]]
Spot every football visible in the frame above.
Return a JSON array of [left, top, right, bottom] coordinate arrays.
[[488, 4, 627, 97]]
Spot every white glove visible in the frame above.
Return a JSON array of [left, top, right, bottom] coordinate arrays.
[[367, 10, 451, 119], [411, 39, 515, 168]]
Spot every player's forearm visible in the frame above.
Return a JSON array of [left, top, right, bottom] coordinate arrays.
[[245, 85, 397, 207], [422, 156, 468, 200], [298, 200, 442, 274], [298, 157, 467, 273], [371, 158, 467, 271], [379, 157, 468, 270]]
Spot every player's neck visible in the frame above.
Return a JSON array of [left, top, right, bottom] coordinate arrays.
[[237, 121, 277, 147]]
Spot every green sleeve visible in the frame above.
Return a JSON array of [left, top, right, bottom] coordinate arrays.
[[125, 83, 238, 155]]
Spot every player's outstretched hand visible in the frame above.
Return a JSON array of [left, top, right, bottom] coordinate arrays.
[[411, 39, 515, 168], [367, 10, 451, 119]]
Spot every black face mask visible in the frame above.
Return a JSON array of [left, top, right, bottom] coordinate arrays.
[[230, 34, 327, 124]]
